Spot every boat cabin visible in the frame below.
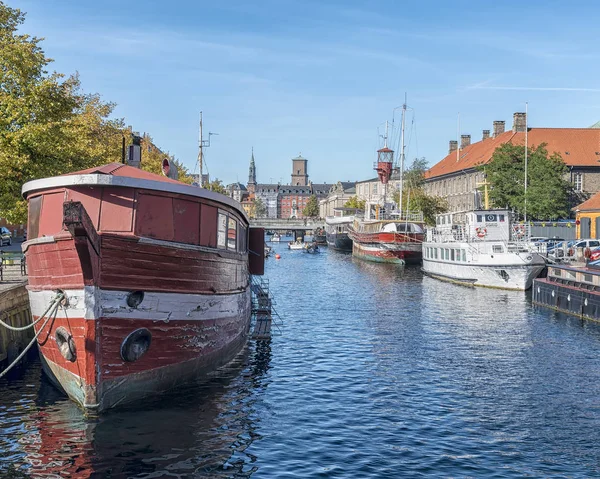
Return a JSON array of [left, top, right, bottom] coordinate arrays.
[[435, 209, 513, 241]]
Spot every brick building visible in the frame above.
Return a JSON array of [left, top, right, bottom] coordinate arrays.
[[424, 113, 600, 213]]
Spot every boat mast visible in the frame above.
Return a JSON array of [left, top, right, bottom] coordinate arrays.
[[198, 111, 204, 187], [383, 120, 389, 210], [524, 102, 528, 223], [398, 94, 407, 218]]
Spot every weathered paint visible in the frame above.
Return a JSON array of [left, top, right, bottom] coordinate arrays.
[[24, 168, 259, 412]]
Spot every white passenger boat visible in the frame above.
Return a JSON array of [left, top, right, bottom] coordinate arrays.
[[271, 233, 281, 242], [288, 240, 304, 250], [422, 209, 546, 290]]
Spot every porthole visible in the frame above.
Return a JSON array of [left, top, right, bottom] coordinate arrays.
[[55, 327, 76, 362], [121, 328, 152, 362], [126, 291, 145, 308]]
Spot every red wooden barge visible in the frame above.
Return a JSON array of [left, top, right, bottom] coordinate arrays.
[[21, 163, 264, 413]]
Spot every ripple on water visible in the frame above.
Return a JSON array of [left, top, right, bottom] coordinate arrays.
[[2, 246, 600, 477]]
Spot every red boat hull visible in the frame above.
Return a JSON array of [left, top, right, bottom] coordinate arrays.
[[22, 165, 257, 412]]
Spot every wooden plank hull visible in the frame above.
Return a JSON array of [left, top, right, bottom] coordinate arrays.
[[29, 286, 251, 412]]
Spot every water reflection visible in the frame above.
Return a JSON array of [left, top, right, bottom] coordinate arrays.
[[1, 341, 272, 478]]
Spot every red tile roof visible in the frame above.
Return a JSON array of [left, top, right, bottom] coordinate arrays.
[[425, 128, 600, 179], [575, 192, 600, 211], [63, 163, 182, 184]]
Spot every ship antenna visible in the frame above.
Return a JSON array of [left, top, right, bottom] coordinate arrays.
[[398, 94, 407, 218]]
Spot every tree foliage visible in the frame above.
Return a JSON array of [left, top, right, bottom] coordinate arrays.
[[303, 194, 319, 217], [392, 158, 448, 225], [0, 3, 192, 222], [252, 197, 267, 218], [344, 195, 366, 210], [207, 178, 226, 194], [482, 143, 570, 220]]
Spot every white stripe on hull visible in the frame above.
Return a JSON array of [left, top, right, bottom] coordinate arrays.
[[422, 259, 545, 290], [28, 287, 249, 321]]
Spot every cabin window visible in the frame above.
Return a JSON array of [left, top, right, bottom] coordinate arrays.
[[492, 245, 504, 253], [477, 215, 483, 222], [227, 217, 237, 250], [27, 195, 42, 240], [217, 213, 227, 248], [444, 248, 449, 260], [584, 273, 593, 283], [499, 215, 505, 222], [238, 225, 247, 252], [553, 268, 561, 277], [100, 188, 134, 232], [136, 194, 174, 240], [173, 198, 200, 245], [451, 249, 455, 261], [37, 192, 67, 237], [461, 250, 466, 262], [200, 204, 218, 247]]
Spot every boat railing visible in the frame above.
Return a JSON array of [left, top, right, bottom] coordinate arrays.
[[387, 211, 424, 222]]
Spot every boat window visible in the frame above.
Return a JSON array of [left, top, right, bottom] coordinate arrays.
[[477, 215, 483, 222], [451, 249, 455, 261], [553, 268, 561, 277], [27, 195, 42, 240], [227, 217, 237, 250], [492, 245, 503, 253], [584, 273, 593, 283], [445, 248, 449, 260], [238, 225, 247, 252], [499, 214, 505, 222], [462, 250, 466, 262], [217, 213, 227, 248]]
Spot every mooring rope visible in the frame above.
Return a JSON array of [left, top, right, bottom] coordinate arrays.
[[0, 293, 63, 332], [0, 292, 64, 379]]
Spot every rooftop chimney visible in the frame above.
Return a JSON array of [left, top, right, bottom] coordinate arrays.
[[513, 112, 527, 132], [449, 140, 458, 154], [460, 134, 471, 149], [482, 130, 490, 140], [493, 120, 505, 137]]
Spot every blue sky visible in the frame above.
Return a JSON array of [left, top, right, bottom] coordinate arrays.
[[18, 0, 600, 185]]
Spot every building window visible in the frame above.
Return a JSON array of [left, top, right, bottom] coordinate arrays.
[[574, 172, 583, 192]]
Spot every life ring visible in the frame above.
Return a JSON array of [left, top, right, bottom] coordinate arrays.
[[476, 227, 487, 238], [513, 224, 525, 238]]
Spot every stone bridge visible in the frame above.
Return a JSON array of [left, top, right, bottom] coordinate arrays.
[[249, 218, 325, 232]]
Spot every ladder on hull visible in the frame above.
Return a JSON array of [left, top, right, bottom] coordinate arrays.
[[250, 276, 282, 339]]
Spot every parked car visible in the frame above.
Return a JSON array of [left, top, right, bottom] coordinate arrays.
[[0, 227, 12, 246]]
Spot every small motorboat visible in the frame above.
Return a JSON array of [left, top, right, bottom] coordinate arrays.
[[271, 233, 281, 242], [288, 240, 304, 250], [304, 242, 320, 254]]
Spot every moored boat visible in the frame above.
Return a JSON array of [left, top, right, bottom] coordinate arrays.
[[288, 240, 304, 250], [348, 217, 425, 264], [313, 228, 327, 245], [347, 109, 424, 264], [325, 213, 354, 252], [422, 209, 545, 290], [270, 233, 281, 242], [22, 162, 264, 413]]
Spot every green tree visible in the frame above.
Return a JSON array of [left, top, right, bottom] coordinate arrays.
[[391, 158, 448, 225], [344, 195, 366, 210], [0, 3, 123, 223], [207, 178, 226, 194], [303, 194, 319, 217], [482, 143, 570, 220], [138, 133, 193, 184], [253, 197, 267, 218]]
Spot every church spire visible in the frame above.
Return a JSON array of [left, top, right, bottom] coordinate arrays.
[[248, 147, 256, 194]]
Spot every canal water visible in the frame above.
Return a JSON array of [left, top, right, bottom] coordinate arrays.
[[3, 243, 600, 478]]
